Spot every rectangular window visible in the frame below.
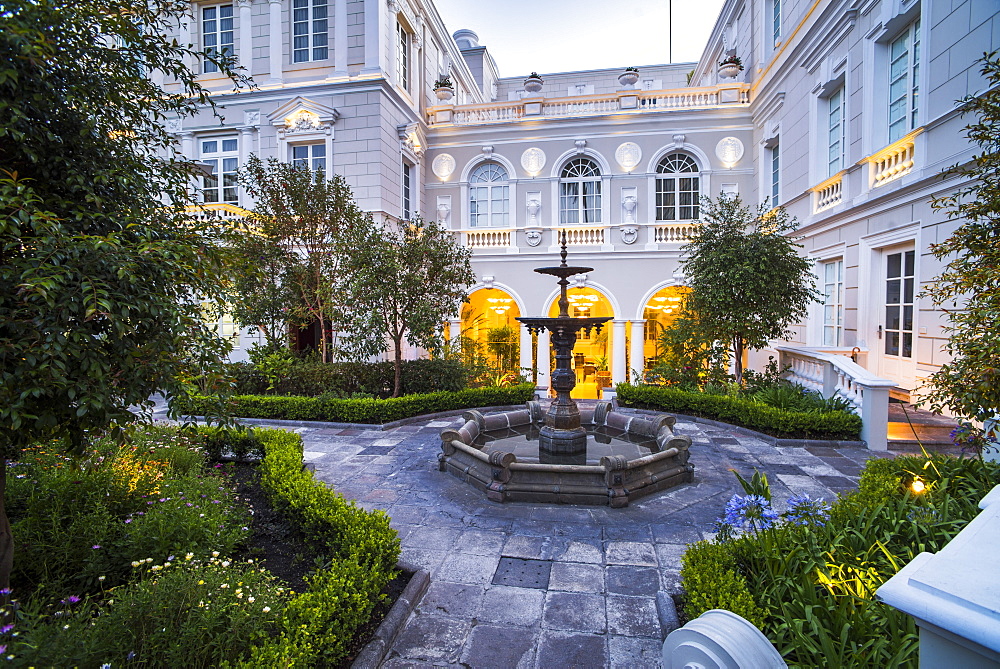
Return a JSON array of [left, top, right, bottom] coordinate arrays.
[[202, 4, 234, 74], [655, 177, 700, 221], [291, 143, 326, 174], [772, 0, 781, 44], [396, 22, 409, 91], [401, 161, 412, 219], [292, 0, 329, 63], [822, 259, 844, 347], [884, 250, 915, 358], [202, 302, 240, 346], [201, 137, 239, 204], [827, 88, 844, 176], [888, 19, 920, 143], [770, 143, 780, 205]]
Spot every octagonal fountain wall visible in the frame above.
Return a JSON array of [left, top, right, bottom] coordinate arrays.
[[438, 400, 694, 507]]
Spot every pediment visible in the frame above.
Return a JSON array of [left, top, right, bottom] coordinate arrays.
[[267, 96, 340, 128]]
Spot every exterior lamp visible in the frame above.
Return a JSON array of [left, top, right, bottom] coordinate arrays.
[[910, 478, 926, 494], [615, 142, 642, 172], [521, 147, 546, 177], [432, 153, 456, 181], [715, 136, 745, 169]]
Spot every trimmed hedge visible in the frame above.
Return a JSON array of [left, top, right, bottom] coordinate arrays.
[[615, 383, 862, 440], [181, 384, 537, 424], [228, 358, 468, 398], [204, 427, 401, 667]]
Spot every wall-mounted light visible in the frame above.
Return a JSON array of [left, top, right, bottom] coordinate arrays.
[[432, 153, 456, 181], [715, 136, 745, 169], [616, 142, 642, 172], [521, 147, 546, 177]]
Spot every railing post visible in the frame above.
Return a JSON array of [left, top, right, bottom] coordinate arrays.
[[822, 360, 839, 399], [856, 380, 890, 451]]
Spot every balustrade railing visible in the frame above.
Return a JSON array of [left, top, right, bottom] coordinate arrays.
[[464, 228, 513, 248], [866, 129, 922, 188], [812, 172, 844, 213], [774, 345, 897, 450], [428, 83, 750, 126], [651, 222, 699, 243], [561, 226, 605, 245]]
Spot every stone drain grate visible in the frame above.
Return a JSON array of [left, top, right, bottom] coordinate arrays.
[[492, 557, 552, 589]]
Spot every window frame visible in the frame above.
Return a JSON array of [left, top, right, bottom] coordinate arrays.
[[469, 163, 510, 228], [559, 158, 602, 226], [769, 142, 780, 206], [888, 18, 921, 144], [827, 87, 845, 177], [771, 0, 781, 45], [200, 136, 240, 204], [401, 160, 412, 219], [822, 259, 845, 347], [201, 3, 234, 74], [290, 143, 327, 174], [292, 0, 330, 64], [396, 21, 410, 93], [654, 153, 701, 222]]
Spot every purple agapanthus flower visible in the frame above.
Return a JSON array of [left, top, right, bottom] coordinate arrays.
[[783, 494, 831, 527], [719, 494, 779, 534]]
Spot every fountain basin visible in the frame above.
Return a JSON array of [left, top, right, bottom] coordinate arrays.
[[439, 401, 694, 507]]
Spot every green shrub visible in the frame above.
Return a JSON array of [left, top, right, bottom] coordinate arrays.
[[226, 427, 401, 666], [681, 455, 1000, 667], [228, 358, 469, 398], [179, 383, 536, 424], [680, 540, 766, 628], [616, 383, 862, 440]]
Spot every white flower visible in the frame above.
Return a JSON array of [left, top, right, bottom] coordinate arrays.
[[221, 561, 230, 567], [247, 596, 255, 603], [262, 606, 271, 613], [212, 551, 220, 557]]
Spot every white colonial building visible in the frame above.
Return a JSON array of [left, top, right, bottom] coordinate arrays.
[[166, 0, 999, 415]]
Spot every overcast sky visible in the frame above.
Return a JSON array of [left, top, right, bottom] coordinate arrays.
[[431, 0, 727, 78]]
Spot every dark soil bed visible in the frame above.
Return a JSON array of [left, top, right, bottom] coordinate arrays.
[[228, 462, 411, 666]]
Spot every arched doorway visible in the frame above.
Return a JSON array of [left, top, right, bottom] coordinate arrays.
[[640, 285, 690, 376], [548, 287, 614, 399], [460, 288, 522, 383]]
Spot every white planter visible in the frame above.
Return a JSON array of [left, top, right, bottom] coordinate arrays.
[[434, 87, 454, 102], [618, 71, 639, 87], [524, 77, 543, 93], [718, 63, 741, 79]]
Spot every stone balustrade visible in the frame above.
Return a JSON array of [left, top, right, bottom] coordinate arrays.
[[774, 345, 897, 450], [458, 221, 702, 253], [866, 129, 922, 188], [463, 228, 514, 249], [812, 172, 844, 213], [427, 83, 750, 127]]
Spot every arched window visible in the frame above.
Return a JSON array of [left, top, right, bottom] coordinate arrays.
[[560, 158, 602, 225], [655, 153, 700, 221], [469, 162, 509, 227]]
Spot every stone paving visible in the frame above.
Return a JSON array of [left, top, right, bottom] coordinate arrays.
[[251, 410, 889, 668]]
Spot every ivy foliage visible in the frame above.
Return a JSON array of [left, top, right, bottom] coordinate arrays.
[[923, 52, 1000, 423]]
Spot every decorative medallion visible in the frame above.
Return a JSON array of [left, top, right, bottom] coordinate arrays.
[[615, 142, 642, 171], [432, 153, 456, 180], [525, 229, 543, 247], [715, 136, 745, 165], [521, 147, 546, 175], [620, 225, 639, 245]]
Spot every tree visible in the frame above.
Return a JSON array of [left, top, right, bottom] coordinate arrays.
[[922, 52, 1000, 424], [0, 0, 245, 592], [680, 195, 820, 383], [340, 218, 475, 397], [238, 155, 368, 361]]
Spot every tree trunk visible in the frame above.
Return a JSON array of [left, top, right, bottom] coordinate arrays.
[[733, 335, 745, 385], [0, 458, 13, 610], [393, 336, 403, 398]]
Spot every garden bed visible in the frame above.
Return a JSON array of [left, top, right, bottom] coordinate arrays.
[[680, 454, 1000, 666], [4, 424, 401, 666]]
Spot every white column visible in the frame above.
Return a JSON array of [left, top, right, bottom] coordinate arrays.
[[629, 319, 645, 384], [333, 0, 348, 77], [239, 126, 255, 208], [447, 318, 462, 347], [267, 0, 283, 84], [237, 0, 252, 71], [519, 324, 533, 377], [361, 0, 383, 74], [611, 320, 628, 385], [536, 330, 551, 391], [179, 3, 194, 72]]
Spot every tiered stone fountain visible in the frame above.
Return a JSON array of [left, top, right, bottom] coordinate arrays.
[[439, 235, 694, 506]]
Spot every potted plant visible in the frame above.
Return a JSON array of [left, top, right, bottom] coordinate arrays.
[[433, 76, 454, 102], [618, 66, 639, 87], [524, 71, 544, 94], [718, 55, 743, 79]]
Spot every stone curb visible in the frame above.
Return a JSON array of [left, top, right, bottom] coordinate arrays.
[[181, 404, 532, 432], [656, 591, 681, 635], [620, 407, 867, 449], [351, 561, 430, 669]]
